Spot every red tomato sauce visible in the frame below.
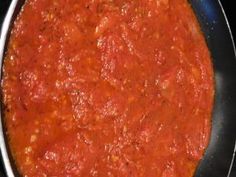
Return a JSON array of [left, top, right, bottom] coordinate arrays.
[[2, 0, 214, 176]]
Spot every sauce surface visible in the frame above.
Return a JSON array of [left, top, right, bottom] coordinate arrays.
[[2, 0, 214, 176]]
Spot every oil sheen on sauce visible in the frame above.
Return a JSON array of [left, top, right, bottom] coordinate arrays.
[[2, 0, 214, 176]]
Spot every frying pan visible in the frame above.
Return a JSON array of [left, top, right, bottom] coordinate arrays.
[[0, 0, 235, 177]]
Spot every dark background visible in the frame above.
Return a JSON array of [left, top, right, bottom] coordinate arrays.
[[0, 0, 235, 176]]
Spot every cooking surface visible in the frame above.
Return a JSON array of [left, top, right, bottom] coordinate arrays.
[[0, 0, 235, 177]]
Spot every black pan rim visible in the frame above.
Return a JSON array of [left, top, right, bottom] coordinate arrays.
[[218, 0, 236, 175], [217, 1, 236, 176], [190, 0, 236, 176]]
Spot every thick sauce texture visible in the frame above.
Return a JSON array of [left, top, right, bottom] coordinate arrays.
[[2, 0, 214, 176]]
